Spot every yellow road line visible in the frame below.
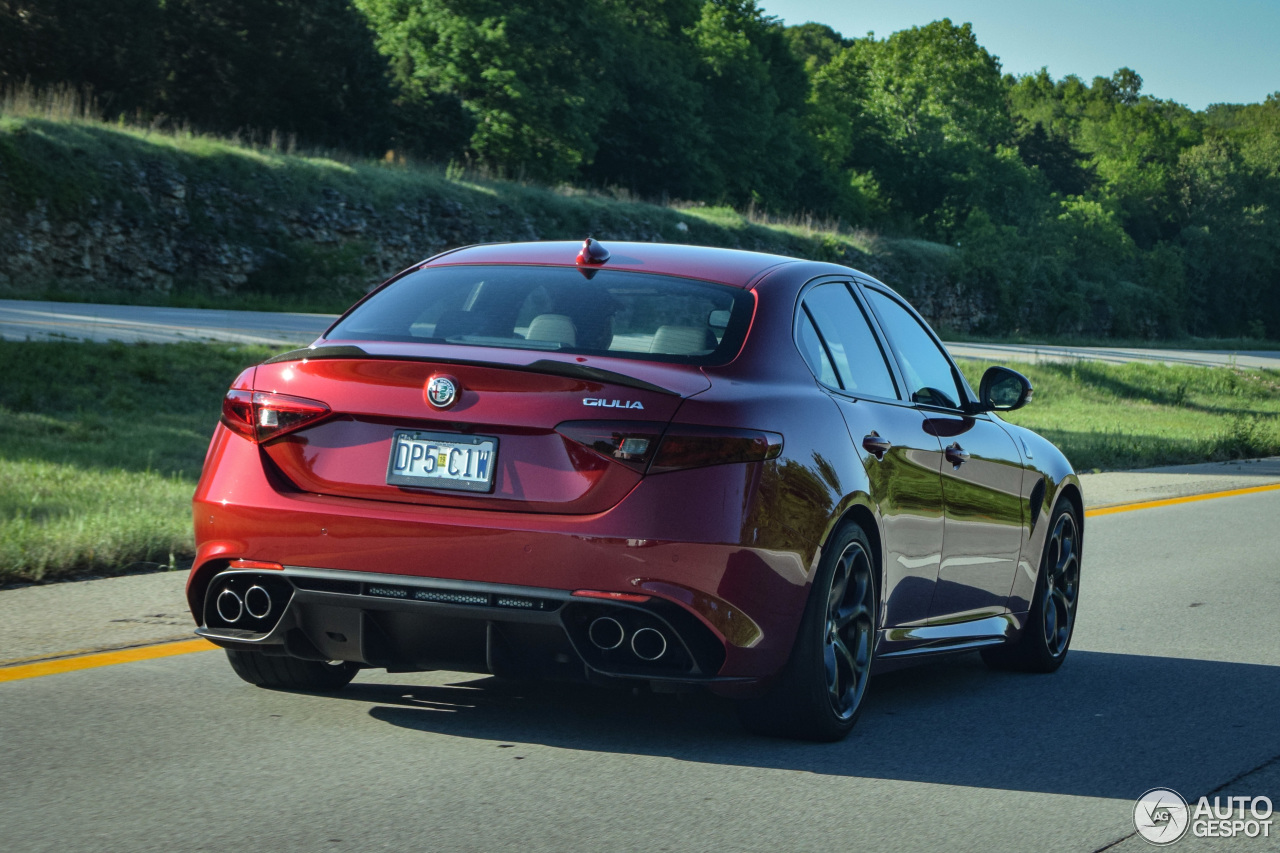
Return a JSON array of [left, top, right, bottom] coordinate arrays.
[[1086, 481, 1280, 518], [0, 638, 217, 683], [0, 634, 198, 668]]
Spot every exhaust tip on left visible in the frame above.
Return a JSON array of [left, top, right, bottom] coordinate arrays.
[[215, 589, 244, 624]]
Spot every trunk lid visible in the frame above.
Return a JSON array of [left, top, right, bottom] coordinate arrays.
[[254, 345, 707, 514]]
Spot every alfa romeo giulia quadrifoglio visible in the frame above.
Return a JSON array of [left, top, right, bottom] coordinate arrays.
[[188, 238, 1082, 741]]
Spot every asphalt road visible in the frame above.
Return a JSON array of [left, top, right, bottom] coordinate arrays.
[[4, 298, 1280, 369], [2, 491, 1278, 852], [0, 299, 333, 347]]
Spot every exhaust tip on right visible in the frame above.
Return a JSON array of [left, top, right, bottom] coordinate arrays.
[[631, 627, 667, 661], [244, 585, 273, 620]]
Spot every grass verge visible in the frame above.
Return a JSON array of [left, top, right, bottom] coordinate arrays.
[[1, 342, 1277, 583], [0, 340, 275, 583], [957, 359, 1280, 470]]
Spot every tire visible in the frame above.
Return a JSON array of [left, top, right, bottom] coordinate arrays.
[[225, 649, 360, 692], [981, 500, 1081, 673], [737, 522, 878, 741]]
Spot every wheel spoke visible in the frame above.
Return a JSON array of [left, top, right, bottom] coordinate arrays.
[[830, 634, 857, 708], [1057, 537, 1074, 575], [1043, 589, 1059, 644], [1052, 588, 1072, 625], [828, 559, 850, 617], [851, 620, 872, 670], [823, 640, 839, 697], [835, 601, 869, 631]]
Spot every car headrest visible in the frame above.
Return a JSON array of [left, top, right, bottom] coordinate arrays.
[[526, 313, 577, 346]]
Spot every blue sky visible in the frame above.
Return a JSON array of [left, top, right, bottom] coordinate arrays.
[[757, 0, 1280, 110]]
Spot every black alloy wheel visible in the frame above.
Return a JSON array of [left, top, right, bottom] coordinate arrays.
[[738, 521, 878, 741], [823, 537, 876, 721], [982, 501, 1081, 673], [1040, 509, 1080, 658]]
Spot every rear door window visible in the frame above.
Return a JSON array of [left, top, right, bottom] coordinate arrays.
[[799, 282, 899, 400], [797, 311, 840, 387]]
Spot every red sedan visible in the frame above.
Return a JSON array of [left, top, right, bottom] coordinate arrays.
[[189, 239, 1082, 741]]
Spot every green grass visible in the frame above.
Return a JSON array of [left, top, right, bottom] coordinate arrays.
[[0, 340, 275, 583], [2, 341, 1278, 583], [944, 330, 1280, 352], [958, 359, 1280, 471]]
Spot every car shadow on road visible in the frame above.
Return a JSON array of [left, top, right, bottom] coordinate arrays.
[[343, 649, 1280, 801]]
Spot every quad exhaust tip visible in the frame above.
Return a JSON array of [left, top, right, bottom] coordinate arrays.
[[244, 585, 273, 620], [587, 616, 625, 650], [587, 617, 668, 660], [215, 589, 244, 624], [630, 627, 668, 661]]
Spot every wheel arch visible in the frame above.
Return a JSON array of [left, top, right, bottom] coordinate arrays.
[[1053, 476, 1085, 544]]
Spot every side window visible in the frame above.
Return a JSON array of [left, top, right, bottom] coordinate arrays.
[[797, 312, 839, 387], [864, 289, 964, 409], [801, 282, 899, 399]]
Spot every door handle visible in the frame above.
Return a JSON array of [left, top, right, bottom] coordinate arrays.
[[945, 442, 970, 468], [862, 433, 891, 460]]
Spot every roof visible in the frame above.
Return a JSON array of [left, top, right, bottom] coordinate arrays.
[[420, 240, 803, 288]]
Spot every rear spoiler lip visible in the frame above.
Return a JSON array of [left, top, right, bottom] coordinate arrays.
[[262, 345, 683, 397]]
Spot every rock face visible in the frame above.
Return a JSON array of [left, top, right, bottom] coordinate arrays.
[[0, 158, 989, 331]]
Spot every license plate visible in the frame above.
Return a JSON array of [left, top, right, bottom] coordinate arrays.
[[386, 430, 498, 492]]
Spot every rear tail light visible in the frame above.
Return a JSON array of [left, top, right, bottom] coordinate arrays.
[[555, 421, 666, 473], [221, 390, 331, 443], [649, 425, 782, 473], [557, 421, 782, 474]]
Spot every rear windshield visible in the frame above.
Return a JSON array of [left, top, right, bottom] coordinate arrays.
[[325, 265, 755, 365]]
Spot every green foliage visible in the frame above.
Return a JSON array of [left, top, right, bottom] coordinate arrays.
[[1, 0, 395, 153], [3, 3, 1279, 340], [810, 20, 1013, 233], [354, 0, 822, 211]]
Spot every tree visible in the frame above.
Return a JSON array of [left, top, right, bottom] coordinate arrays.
[[162, 0, 395, 153], [581, 0, 713, 199], [0, 0, 166, 115], [811, 19, 1016, 234], [356, 0, 620, 180]]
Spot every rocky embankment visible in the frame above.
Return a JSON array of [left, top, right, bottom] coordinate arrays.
[[0, 150, 988, 331]]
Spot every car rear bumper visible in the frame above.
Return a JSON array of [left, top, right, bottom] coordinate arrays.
[[190, 427, 815, 685], [195, 566, 765, 691]]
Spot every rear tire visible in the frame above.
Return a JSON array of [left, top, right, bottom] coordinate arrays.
[[737, 522, 877, 741], [981, 500, 1081, 673], [225, 650, 359, 692]]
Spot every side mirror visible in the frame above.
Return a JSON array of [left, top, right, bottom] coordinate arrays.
[[978, 366, 1033, 412]]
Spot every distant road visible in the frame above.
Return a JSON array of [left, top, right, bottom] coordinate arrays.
[[3, 299, 1279, 369], [0, 299, 332, 348], [945, 340, 1280, 370]]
